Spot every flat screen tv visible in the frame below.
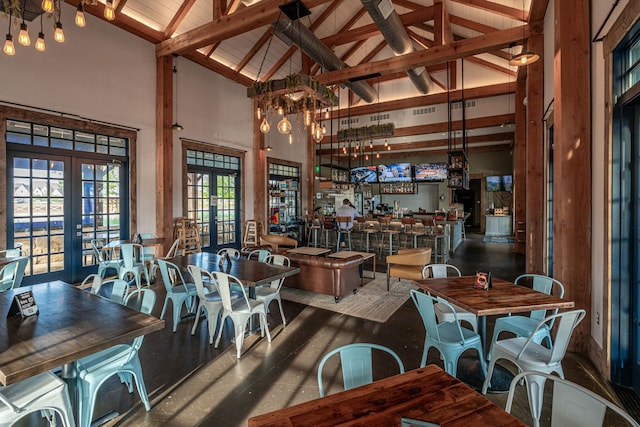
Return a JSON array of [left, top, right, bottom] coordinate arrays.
[[378, 163, 412, 182], [501, 175, 513, 192], [350, 166, 378, 183], [486, 175, 501, 191], [415, 162, 448, 182]]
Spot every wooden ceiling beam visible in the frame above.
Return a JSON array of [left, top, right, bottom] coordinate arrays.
[[449, 14, 500, 35], [226, 0, 243, 14], [318, 24, 530, 85], [236, 29, 273, 73], [450, 0, 528, 22], [262, 45, 298, 81], [156, 0, 334, 56], [115, 0, 128, 13], [466, 56, 515, 76], [328, 82, 511, 118], [318, 132, 513, 155], [182, 51, 253, 86], [165, 0, 198, 38]]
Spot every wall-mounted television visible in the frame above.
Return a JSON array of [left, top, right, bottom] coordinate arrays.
[[415, 162, 448, 182], [501, 175, 513, 192], [350, 166, 378, 183], [486, 175, 501, 191], [378, 163, 412, 182]]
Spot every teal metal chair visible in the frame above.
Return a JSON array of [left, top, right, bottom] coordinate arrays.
[[75, 288, 156, 427], [317, 343, 404, 397], [247, 249, 271, 262], [217, 248, 242, 260], [119, 243, 151, 289], [254, 255, 290, 327], [0, 257, 28, 291], [488, 274, 565, 358], [90, 238, 122, 279], [157, 259, 197, 332], [188, 265, 225, 344], [506, 371, 640, 427], [410, 290, 487, 377]]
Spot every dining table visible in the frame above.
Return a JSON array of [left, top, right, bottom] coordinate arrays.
[[415, 275, 575, 391], [247, 364, 527, 427], [170, 252, 301, 298], [0, 280, 165, 419]]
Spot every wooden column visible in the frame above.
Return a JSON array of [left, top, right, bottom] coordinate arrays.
[[253, 99, 267, 235], [156, 56, 173, 250], [307, 132, 316, 221], [514, 74, 526, 255], [525, 25, 544, 273], [554, 0, 591, 352]]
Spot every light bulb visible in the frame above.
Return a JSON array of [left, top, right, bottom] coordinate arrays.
[[288, 133, 293, 144], [18, 23, 30, 47], [277, 106, 283, 116], [387, 145, 391, 151], [75, 4, 86, 27], [259, 117, 270, 133], [365, 154, 369, 160], [41, 0, 55, 13], [256, 107, 262, 119], [384, 139, 388, 147], [304, 110, 311, 127], [324, 109, 329, 119], [277, 116, 291, 134], [104, 0, 116, 21], [3, 34, 15, 56], [376, 152, 380, 159], [322, 124, 327, 135], [53, 22, 64, 43], [35, 32, 45, 52]]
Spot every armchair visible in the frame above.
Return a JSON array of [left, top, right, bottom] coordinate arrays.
[[385, 247, 432, 291], [259, 234, 298, 251]]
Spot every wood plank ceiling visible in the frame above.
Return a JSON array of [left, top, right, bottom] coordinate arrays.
[[70, 0, 543, 158]]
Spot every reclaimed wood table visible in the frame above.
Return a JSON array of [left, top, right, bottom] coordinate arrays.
[[170, 252, 300, 298], [0, 281, 165, 418], [415, 275, 574, 391], [286, 246, 331, 256], [247, 364, 526, 427]]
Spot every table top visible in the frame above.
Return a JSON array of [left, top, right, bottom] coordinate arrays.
[[415, 276, 575, 317], [170, 252, 300, 287], [104, 237, 166, 249], [286, 247, 331, 256], [0, 281, 165, 386], [247, 365, 526, 427], [328, 250, 375, 260]]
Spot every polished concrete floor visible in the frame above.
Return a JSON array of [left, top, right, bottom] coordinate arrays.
[[20, 231, 629, 426]]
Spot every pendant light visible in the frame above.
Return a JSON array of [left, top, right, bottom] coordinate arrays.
[[75, 3, 87, 28], [35, 15, 46, 52], [18, 1, 30, 47], [509, 0, 539, 66], [53, 1, 65, 44], [41, 0, 55, 13], [171, 56, 184, 131], [277, 115, 292, 134], [104, 0, 116, 21], [3, 10, 15, 56]]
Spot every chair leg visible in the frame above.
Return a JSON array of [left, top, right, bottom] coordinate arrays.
[[481, 358, 499, 394], [275, 296, 287, 327], [191, 303, 203, 335], [524, 373, 547, 427], [234, 319, 245, 359], [214, 314, 227, 348]]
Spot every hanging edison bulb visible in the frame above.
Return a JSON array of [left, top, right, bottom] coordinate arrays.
[[53, 22, 64, 43], [376, 152, 380, 159], [384, 139, 388, 147], [304, 109, 312, 128], [369, 141, 373, 149], [18, 23, 30, 47], [324, 109, 330, 120], [75, 3, 86, 27], [289, 133, 293, 144], [104, 0, 116, 21], [312, 122, 323, 142], [41, 0, 55, 13], [277, 115, 291, 134], [35, 32, 45, 52], [259, 117, 270, 133], [3, 34, 15, 56], [277, 105, 284, 116], [256, 106, 262, 120], [365, 153, 369, 160], [387, 145, 391, 151]]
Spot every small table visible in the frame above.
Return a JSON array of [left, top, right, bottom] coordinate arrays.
[[0, 281, 165, 418], [328, 250, 376, 284], [286, 247, 331, 256], [247, 365, 526, 427], [415, 275, 574, 391]]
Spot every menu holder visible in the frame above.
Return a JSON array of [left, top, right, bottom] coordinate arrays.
[[474, 271, 492, 290], [7, 290, 39, 318]]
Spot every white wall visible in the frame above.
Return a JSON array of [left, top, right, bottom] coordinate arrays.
[[0, 2, 254, 230]]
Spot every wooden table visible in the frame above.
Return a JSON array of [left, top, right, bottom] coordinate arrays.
[[247, 365, 526, 427], [286, 246, 331, 256], [0, 281, 165, 417], [171, 252, 300, 297], [415, 276, 574, 391]]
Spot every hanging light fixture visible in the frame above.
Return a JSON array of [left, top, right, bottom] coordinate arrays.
[[41, 0, 55, 14], [75, 2, 86, 27], [18, 1, 31, 47], [265, 144, 273, 151], [104, 0, 116, 21], [35, 15, 45, 52], [259, 117, 271, 133], [3, 10, 15, 56], [509, 0, 539, 66], [277, 115, 292, 134], [171, 57, 184, 131], [53, 2, 65, 44]]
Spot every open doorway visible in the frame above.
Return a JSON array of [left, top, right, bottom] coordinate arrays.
[[453, 178, 481, 229]]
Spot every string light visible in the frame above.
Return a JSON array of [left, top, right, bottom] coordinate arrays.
[[75, 3, 86, 27]]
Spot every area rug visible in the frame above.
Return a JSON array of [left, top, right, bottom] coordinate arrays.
[[280, 274, 418, 323]]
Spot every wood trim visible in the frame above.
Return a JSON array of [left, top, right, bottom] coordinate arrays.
[[164, 0, 198, 37], [603, 0, 640, 53], [0, 104, 138, 246], [450, 0, 528, 22]]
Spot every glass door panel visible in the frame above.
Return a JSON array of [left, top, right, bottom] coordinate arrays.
[[187, 172, 211, 249]]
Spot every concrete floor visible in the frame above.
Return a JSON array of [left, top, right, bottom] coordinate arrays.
[[17, 232, 628, 426]]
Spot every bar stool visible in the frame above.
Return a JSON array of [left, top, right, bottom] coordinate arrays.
[[379, 216, 401, 256], [359, 219, 380, 253], [307, 215, 323, 247], [335, 216, 353, 251], [401, 217, 424, 248], [322, 219, 335, 248]]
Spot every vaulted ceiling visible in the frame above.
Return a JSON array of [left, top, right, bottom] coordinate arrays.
[[64, 0, 547, 158]]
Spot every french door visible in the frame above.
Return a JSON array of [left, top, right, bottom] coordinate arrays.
[[7, 152, 128, 284], [187, 169, 240, 252]]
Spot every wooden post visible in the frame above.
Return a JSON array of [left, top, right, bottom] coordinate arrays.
[[514, 74, 526, 255], [554, 0, 591, 353], [156, 56, 173, 254], [525, 26, 544, 273], [253, 99, 268, 232]]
